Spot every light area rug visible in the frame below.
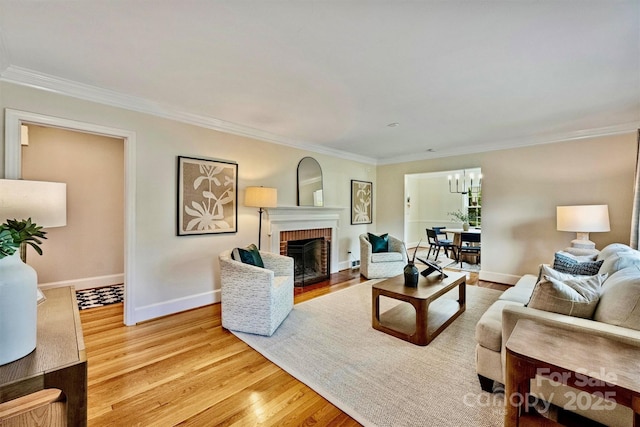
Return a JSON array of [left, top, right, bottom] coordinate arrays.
[[232, 282, 505, 427]]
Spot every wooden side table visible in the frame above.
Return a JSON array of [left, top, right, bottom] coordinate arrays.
[[505, 319, 640, 427], [0, 287, 87, 427]]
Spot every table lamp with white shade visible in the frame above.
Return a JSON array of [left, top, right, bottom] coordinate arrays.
[[556, 205, 610, 250], [0, 179, 67, 365]]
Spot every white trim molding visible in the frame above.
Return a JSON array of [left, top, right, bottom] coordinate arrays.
[[134, 290, 220, 324], [4, 109, 138, 325], [1, 66, 377, 165], [38, 274, 125, 291]]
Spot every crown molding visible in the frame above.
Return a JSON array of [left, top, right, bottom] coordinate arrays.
[[0, 65, 378, 165], [378, 121, 640, 165], [1, 65, 636, 167]]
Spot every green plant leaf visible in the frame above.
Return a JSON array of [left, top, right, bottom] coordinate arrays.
[[0, 218, 47, 259]]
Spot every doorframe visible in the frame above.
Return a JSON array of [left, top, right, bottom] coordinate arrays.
[[5, 109, 137, 325]]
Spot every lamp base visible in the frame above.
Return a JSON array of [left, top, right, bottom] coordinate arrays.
[[570, 232, 596, 250], [570, 239, 596, 250]]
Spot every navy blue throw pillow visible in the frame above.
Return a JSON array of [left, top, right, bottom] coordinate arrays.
[[231, 243, 264, 268], [368, 233, 389, 253], [553, 252, 602, 276]]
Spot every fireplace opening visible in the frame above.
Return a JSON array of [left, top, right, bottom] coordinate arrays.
[[287, 237, 330, 287]]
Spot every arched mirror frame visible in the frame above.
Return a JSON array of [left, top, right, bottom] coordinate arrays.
[[296, 157, 324, 206]]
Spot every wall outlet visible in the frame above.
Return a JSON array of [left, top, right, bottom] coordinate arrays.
[[350, 260, 361, 268]]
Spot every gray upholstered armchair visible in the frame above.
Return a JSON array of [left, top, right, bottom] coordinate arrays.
[[359, 233, 408, 279], [219, 250, 294, 336]]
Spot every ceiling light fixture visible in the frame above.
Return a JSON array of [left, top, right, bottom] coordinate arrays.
[[447, 170, 482, 195]]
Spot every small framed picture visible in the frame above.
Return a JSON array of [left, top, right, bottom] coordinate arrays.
[[351, 180, 372, 224], [177, 156, 238, 235]]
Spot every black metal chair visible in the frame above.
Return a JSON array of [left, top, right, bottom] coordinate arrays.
[[426, 228, 457, 261], [458, 232, 481, 267]]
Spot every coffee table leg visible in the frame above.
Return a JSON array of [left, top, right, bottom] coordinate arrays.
[[458, 280, 466, 308], [414, 299, 429, 345], [372, 288, 380, 328]]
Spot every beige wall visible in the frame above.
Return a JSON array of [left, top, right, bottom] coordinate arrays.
[[21, 125, 124, 286], [378, 134, 636, 283], [1, 80, 636, 321], [0, 82, 375, 323]]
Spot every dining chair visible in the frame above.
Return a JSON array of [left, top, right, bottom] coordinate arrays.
[[426, 228, 457, 261], [458, 232, 481, 267]]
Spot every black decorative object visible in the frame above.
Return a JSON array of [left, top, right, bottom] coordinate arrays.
[[416, 256, 448, 279], [403, 240, 421, 287], [404, 262, 419, 287]]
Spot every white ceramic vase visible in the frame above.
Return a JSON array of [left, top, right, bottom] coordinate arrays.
[[0, 251, 38, 365]]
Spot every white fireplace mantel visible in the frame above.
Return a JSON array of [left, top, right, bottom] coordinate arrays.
[[266, 206, 344, 273]]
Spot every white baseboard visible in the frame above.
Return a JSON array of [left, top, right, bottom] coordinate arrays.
[[479, 270, 520, 285], [133, 290, 220, 324], [38, 274, 125, 291]]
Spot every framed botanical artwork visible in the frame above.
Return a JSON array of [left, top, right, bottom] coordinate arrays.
[[177, 156, 238, 235], [351, 180, 372, 224]]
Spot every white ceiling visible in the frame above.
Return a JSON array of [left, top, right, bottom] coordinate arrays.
[[1, 1, 638, 164]]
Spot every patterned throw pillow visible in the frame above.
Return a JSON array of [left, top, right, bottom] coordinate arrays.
[[231, 243, 264, 268], [367, 233, 389, 253], [553, 251, 603, 276]]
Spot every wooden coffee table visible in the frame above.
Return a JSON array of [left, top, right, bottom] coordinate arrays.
[[372, 271, 466, 345]]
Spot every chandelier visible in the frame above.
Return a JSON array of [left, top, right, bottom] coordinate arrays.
[[447, 170, 482, 195]]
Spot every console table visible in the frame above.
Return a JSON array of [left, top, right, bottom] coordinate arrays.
[[0, 287, 87, 426], [505, 319, 640, 426]]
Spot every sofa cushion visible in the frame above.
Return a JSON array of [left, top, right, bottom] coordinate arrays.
[[368, 233, 389, 253], [526, 273, 607, 318], [553, 251, 603, 276], [499, 286, 535, 304], [597, 243, 635, 261], [475, 299, 524, 352], [598, 251, 640, 276], [231, 243, 264, 268], [594, 265, 640, 330], [514, 274, 538, 290], [499, 274, 538, 304], [371, 252, 403, 263]]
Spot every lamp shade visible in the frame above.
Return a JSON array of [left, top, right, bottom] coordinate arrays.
[[557, 205, 610, 232], [244, 187, 278, 208], [0, 179, 67, 228]]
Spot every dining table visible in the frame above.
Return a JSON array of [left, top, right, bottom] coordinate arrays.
[[441, 228, 481, 263]]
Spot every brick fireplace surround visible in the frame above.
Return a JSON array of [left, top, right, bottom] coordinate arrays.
[[266, 206, 343, 274]]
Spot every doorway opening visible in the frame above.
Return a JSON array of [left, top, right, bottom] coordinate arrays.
[[404, 168, 482, 250], [4, 109, 137, 325]]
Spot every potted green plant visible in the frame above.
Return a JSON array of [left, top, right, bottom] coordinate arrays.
[[0, 218, 47, 260], [448, 210, 470, 231]]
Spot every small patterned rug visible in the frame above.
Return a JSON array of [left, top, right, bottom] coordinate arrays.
[[76, 284, 124, 310]]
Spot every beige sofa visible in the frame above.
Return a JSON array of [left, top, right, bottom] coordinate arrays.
[[475, 243, 640, 426]]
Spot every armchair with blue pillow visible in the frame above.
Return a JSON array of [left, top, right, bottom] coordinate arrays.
[[359, 233, 408, 279], [219, 244, 294, 336]]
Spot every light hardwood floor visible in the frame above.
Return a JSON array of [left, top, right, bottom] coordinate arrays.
[[80, 268, 507, 426]]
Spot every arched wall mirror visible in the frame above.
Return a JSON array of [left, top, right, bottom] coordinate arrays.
[[297, 157, 323, 206]]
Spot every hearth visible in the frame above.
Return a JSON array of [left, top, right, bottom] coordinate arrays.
[[287, 237, 330, 287]]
